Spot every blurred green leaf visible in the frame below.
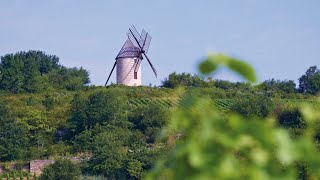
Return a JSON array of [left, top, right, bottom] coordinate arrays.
[[227, 58, 256, 82], [198, 59, 218, 75], [199, 53, 256, 82]]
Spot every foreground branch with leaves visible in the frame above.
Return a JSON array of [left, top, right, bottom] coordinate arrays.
[[146, 54, 320, 179]]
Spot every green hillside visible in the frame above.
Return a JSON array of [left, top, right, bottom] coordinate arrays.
[[1, 51, 320, 179]]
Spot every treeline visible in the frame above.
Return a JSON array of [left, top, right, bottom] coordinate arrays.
[[0, 50, 89, 93], [162, 65, 320, 95]]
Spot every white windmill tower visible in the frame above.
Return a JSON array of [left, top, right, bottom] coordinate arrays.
[[105, 25, 157, 86]]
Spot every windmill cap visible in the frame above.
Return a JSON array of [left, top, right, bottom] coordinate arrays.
[[115, 39, 140, 59]]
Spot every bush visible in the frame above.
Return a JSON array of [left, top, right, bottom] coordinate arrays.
[[230, 93, 274, 118], [42, 95, 55, 110], [278, 109, 306, 136], [39, 159, 80, 180], [162, 72, 208, 88]]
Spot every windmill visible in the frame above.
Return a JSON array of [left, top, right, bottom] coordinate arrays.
[[105, 25, 157, 86]]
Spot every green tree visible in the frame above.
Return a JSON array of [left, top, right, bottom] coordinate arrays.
[[39, 159, 81, 180], [0, 50, 89, 92], [259, 78, 296, 94], [0, 101, 29, 161], [230, 93, 274, 118], [126, 132, 167, 178], [69, 89, 129, 134], [127, 159, 143, 179], [299, 66, 320, 94], [129, 104, 168, 143], [73, 129, 94, 152], [67, 93, 87, 138], [23, 57, 47, 93], [48, 67, 90, 91], [88, 126, 129, 178], [278, 109, 306, 136], [162, 72, 208, 88], [0, 54, 25, 93]]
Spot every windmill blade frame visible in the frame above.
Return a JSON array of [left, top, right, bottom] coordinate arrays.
[[142, 33, 152, 54], [105, 61, 117, 86], [143, 52, 157, 77], [127, 25, 143, 49], [139, 30, 152, 54]]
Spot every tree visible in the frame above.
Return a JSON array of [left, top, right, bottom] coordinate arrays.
[[278, 109, 306, 136], [69, 89, 129, 136], [88, 127, 129, 178], [48, 67, 90, 91], [0, 101, 29, 161], [126, 159, 143, 179], [162, 72, 208, 88], [230, 93, 274, 118], [39, 159, 81, 180], [0, 50, 89, 92], [299, 66, 320, 94], [129, 104, 168, 143], [23, 57, 48, 93], [0, 54, 25, 93], [260, 78, 296, 94]]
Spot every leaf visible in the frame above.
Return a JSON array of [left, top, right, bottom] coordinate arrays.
[[198, 59, 218, 75], [274, 130, 296, 165], [199, 53, 256, 82], [227, 58, 256, 82]]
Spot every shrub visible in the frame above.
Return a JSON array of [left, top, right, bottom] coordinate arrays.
[[230, 93, 274, 118], [39, 159, 80, 180], [278, 109, 306, 136], [42, 95, 55, 110]]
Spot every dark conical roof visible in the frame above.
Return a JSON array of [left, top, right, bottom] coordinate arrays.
[[115, 39, 141, 59]]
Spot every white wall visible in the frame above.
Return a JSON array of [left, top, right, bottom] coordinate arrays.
[[116, 57, 141, 86]]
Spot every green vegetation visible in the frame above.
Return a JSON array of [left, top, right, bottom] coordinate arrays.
[[39, 159, 81, 180], [146, 53, 320, 179], [299, 66, 320, 94], [0, 50, 89, 93], [0, 50, 320, 179]]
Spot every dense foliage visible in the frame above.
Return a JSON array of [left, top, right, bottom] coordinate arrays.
[[299, 66, 320, 95], [0, 100, 29, 161], [259, 79, 296, 94], [0, 50, 89, 93], [39, 159, 81, 180], [162, 72, 208, 88]]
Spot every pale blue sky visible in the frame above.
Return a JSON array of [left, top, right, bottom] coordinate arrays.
[[1, 0, 319, 85]]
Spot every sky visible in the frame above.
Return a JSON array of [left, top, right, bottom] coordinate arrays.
[[1, 0, 320, 86]]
